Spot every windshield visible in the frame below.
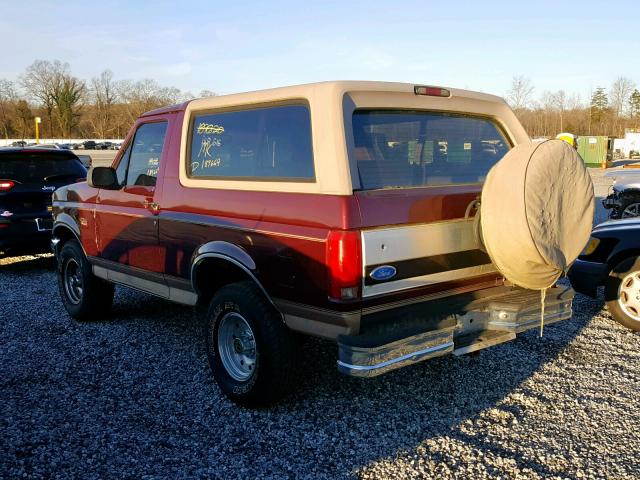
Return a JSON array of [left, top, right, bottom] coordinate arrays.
[[352, 110, 510, 190], [0, 153, 86, 184]]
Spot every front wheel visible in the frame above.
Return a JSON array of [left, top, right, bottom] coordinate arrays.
[[205, 281, 299, 407], [612, 192, 640, 219], [605, 256, 640, 331], [57, 240, 114, 320]]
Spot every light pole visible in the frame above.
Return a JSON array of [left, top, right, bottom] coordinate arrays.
[[35, 116, 41, 144]]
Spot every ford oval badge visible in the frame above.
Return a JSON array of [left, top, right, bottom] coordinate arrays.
[[370, 265, 397, 281]]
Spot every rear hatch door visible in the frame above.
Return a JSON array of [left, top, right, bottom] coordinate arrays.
[[351, 110, 511, 299], [0, 151, 86, 221]]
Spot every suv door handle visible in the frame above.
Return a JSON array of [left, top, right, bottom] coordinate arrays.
[[143, 200, 160, 214]]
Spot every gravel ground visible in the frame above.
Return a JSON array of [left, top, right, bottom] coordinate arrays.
[[2, 168, 640, 479]]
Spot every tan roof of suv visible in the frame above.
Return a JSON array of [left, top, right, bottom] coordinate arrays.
[[178, 81, 530, 194]]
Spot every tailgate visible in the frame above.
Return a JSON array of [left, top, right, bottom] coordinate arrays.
[[355, 187, 498, 298]]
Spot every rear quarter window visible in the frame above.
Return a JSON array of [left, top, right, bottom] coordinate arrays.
[[188, 104, 315, 181], [352, 110, 510, 190]]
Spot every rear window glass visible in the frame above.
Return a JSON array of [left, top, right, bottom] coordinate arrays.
[[352, 110, 510, 189], [188, 105, 314, 180], [0, 153, 86, 184]]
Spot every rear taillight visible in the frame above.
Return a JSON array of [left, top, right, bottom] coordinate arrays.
[[414, 85, 451, 97], [0, 180, 15, 191], [326, 230, 362, 301]]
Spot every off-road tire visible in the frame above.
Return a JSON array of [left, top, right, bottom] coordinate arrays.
[[205, 281, 299, 407], [57, 240, 114, 320], [605, 256, 640, 331]]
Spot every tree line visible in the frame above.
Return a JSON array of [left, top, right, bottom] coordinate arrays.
[[0, 60, 215, 140], [506, 75, 640, 138], [1, 60, 638, 140]]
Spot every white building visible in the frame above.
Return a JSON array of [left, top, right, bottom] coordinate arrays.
[[614, 131, 640, 157]]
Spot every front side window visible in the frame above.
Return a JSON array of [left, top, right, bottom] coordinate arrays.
[[125, 122, 167, 187], [115, 142, 132, 186], [188, 105, 314, 180], [352, 110, 510, 189]]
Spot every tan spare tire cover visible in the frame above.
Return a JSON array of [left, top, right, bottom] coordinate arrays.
[[480, 139, 594, 290]]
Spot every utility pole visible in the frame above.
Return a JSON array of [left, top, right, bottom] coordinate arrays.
[[35, 116, 41, 144]]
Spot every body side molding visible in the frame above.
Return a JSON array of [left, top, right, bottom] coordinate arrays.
[[90, 257, 198, 306]]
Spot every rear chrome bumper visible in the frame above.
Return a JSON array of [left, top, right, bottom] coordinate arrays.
[[337, 286, 574, 377], [337, 328, 455, 377]]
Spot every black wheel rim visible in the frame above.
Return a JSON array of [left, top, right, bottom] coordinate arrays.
[[63, 258, 83, 305]]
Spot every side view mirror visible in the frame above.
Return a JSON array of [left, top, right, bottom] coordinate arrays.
[[88, 166, 119, 189]]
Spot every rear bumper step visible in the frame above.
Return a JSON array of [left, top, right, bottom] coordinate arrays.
[[337, 286, 574, 377], [337, 328, 454, 377], [452, 330, 516, 356]]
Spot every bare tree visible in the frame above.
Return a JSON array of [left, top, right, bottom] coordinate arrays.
[[90, 70, 118, 138], [538, 91, 557, 135], [116, 78, 188, 125], [610, 76, 636, 117], [199, 89, 217, 98], [551, 90, 568, 132], [20, 60, 69, 137], [506, 75, 535, 110], [15, 100, 33, 139], [0, 79, 17, 138], [566, 93, 583, 111]]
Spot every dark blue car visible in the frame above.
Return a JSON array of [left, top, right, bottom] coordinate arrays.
[[0, 148, 86, 256], [568, 218, 640, 331]]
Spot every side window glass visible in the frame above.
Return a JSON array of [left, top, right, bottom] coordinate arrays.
[[126, 122, 168, 187], [188, 105, 314, 180], [115, 142, 132, 186]]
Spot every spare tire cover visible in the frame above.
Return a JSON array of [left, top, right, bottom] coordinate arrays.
[[480, 139, 594, 290]]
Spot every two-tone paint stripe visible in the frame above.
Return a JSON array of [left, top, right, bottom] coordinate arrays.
[[361, 218, 496, 297]]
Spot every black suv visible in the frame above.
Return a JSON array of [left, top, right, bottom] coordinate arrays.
[[0, 148, 86, 256]]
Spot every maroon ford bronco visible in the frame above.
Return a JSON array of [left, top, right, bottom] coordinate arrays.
[[52, 82, 574, 406]]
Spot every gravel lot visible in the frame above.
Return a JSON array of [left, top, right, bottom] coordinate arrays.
[[2, 168, 639, 479]]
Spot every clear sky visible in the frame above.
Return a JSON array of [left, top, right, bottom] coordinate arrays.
[[0, 0, 638, 101]]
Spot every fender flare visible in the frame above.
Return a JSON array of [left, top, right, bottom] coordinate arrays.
[[190, 241, 275, 308], [52, 213, 81, 240], [52, 216, 84, 257]]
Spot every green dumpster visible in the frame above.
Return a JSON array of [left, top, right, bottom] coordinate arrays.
[[577, 136, 614, 167]]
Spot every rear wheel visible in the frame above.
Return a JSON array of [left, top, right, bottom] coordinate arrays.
[[605, 256, 640, 331], [205, 281, 299, 407], [57, 240, 114, 320]]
